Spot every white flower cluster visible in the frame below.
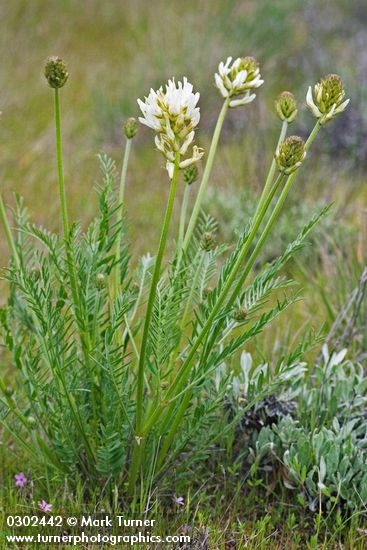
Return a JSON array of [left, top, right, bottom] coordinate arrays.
[[138, 78, 204, 178], [306, 74, 350, 125], [215, 56, 264, 107]]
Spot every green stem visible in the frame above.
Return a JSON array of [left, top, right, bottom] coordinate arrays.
[[200, 124, 322, 371], [128, 153, 180, 495], [182, 98, 230, 252], [226, 174, 297, 311], [114, 137, 132, 298], [173, 182, 191, 280], [0, 193, 20, 267], [143, 172, 285, 437], [305, 121, 321, 151], [54, 89, 69, 239], [182, 121, 320, 379], [54, 88, 99, 446], [53, 88, 80, 312], [178, 183, 191, 251], [154, 123, 323, 462], [156, 390, 191, 468], [254, 120, 288, 220], [164, 250, 204, 401], [156, 173, 286, 455]]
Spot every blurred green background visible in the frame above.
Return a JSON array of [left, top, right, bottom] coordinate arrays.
[[1, 0, 366, 343]]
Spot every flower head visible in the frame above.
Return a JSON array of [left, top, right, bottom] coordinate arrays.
[[275, 91, 298, 123], [137, 78, 204, 178], [306, 74, 349, 125], [124, 117, 139, 139], [215, 56, 264, 107], [38, 500, 52, 513], [275, 136, 306, 174], [173, 494, 185, 506], [44, 56, 69, 89], [14, 472, 27, 487]]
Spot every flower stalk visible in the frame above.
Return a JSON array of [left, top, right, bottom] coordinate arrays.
[[183, 55, 264, 253], [182, 97, 230, 252], [142, 171, 286, 442], [153, 127, 322, 466], [54, 89, 70, 239], [253, 119, 288, 221], [114, 131, 133, 299], [177, 182, 191, 252], [129, 154, 181, 495]]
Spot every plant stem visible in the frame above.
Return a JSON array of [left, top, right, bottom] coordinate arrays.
[[135, 156, 179, 428], [143, 172, 285, 437], [178, 183, 191, 251], [253, 120, 288, 220], [173, 182, 191, 279], [182, 97, 230, 252], [0, 193, 20, 267], [54, 87, 99, 449], [201, 122, 322, 362], [153, 122, 323, 461], [128, 153, 180, 495], [156, 173, 286, 454], [114, 137, 132, 299], [165, 250, 204, 391], [305, 121, 321, 151], [53, 88, 80, 311], [54, 89, 69, 239]]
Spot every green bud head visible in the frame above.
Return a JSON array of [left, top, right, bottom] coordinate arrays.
[[95, 273, 106, 290], [276, 135, 306, 174], [239, 56, 258, 74], [231, 56, 259, 83], [183, 164, 199, 185], [44, 56, 69, 89], [275, 91, 298, 123], [320, 74, 344, 110], [232, 306, 248, 322], [200, 232, 216, 252], [124, 117, 139, 139]]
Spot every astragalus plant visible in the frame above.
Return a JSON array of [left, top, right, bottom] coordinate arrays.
[[0, 56, 349, 503]]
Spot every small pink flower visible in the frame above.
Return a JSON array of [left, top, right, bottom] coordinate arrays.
[[173, 494, 184, 506], [38, 500, 52, 513], [14, 472, 27, 487]]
